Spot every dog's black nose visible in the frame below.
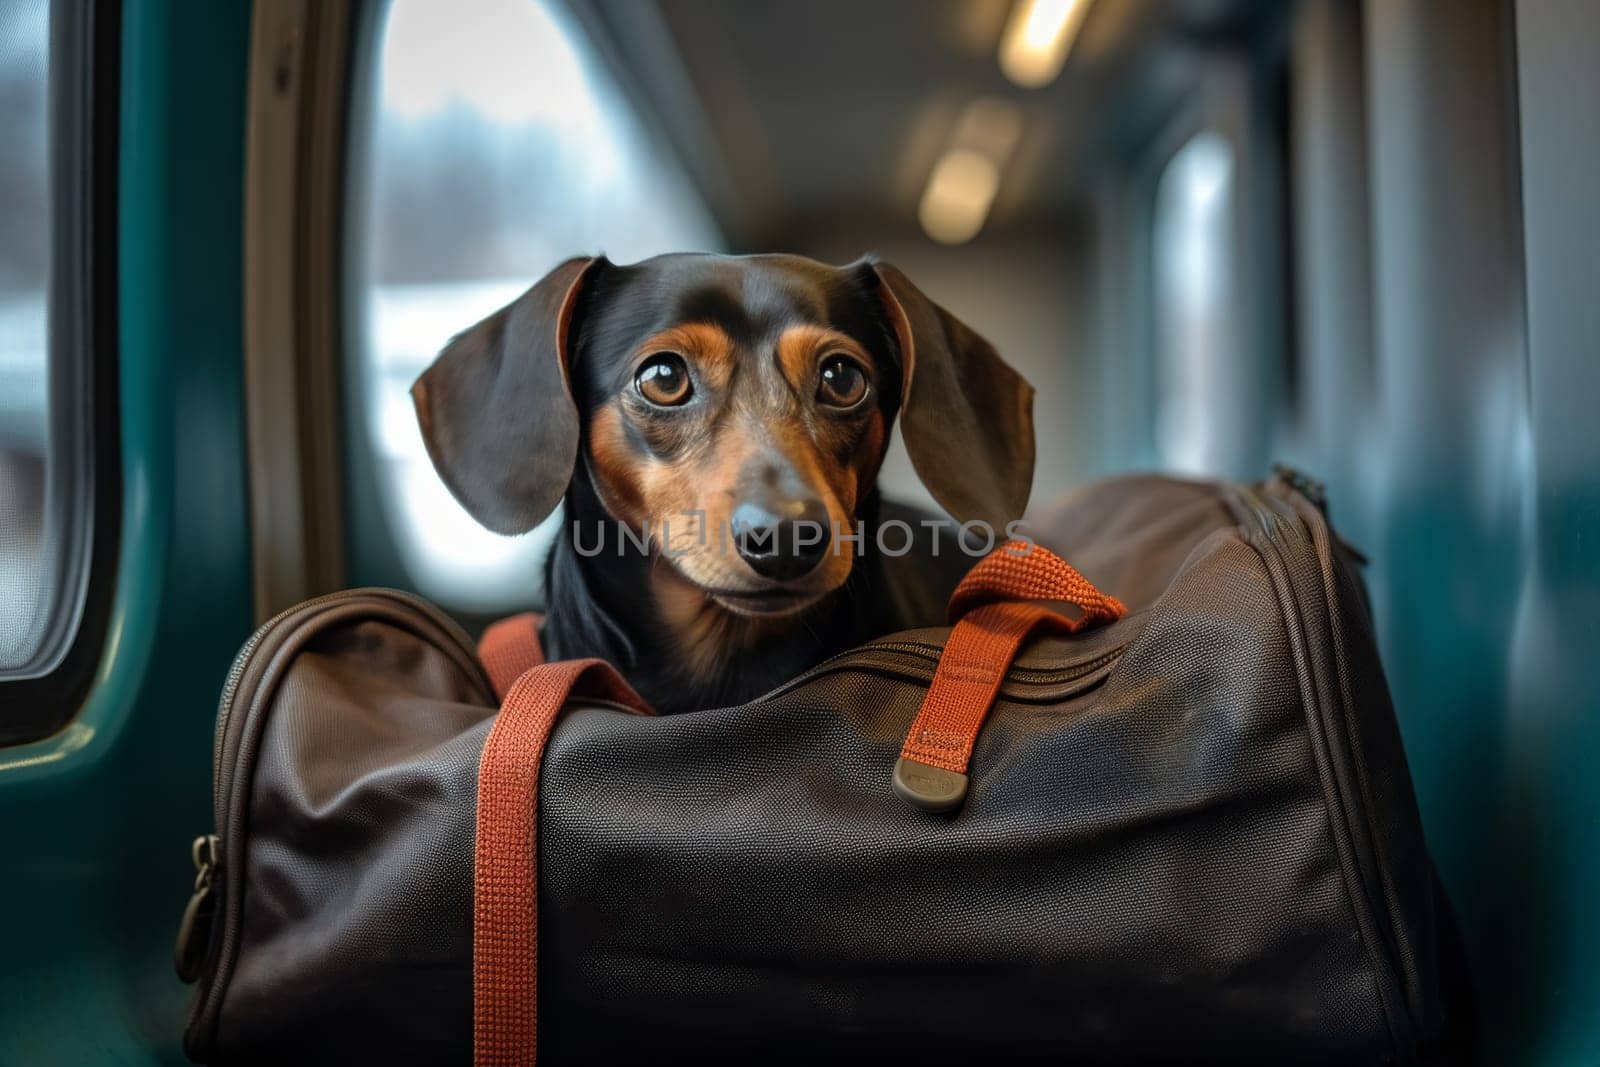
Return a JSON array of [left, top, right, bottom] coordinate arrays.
[[731, 498, 831, 581]]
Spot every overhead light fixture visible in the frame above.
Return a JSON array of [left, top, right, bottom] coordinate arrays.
[[916, 97, 1022, 245], [950, 97, 1024, 163], [918, 148, 1001, 245], [998, 0, 1092, 89]]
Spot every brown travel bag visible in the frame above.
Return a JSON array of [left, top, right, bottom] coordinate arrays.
[[177, 471, 1473, 1064]]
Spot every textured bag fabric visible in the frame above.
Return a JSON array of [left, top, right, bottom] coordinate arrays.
[[179, 472, 1474, 1064]]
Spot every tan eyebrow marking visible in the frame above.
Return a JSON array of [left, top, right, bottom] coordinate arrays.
[[633, 322, 738, 389], [775, 325, 873, 393]]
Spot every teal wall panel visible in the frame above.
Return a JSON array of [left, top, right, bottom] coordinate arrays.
[[0, 1, 253, 1062], [1498, 0, 1600, 1059], [1082, 0, 1599, 1057]]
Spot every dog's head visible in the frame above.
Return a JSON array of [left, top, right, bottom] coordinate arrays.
[[413, 253, 1034, 619]]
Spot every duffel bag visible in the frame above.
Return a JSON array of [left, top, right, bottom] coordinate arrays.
[[175, 470, 1474, 1064]]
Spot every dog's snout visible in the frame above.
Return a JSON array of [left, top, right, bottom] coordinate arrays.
[[731, 497, 830, 581]]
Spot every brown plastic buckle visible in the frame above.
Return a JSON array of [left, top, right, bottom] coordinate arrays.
[[891, 757, 968, 813]]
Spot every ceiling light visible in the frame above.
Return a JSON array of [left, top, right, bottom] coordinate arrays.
[[918, 148, 1001, 245], [951, 97, 1024, 162], [998, 0, 1092, 89]]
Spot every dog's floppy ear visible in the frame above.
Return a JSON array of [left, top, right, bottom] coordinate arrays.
[[871, 262, 1036, 529], [412, 255, 604, 535]]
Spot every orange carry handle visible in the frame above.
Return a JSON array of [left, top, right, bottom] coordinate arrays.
[[478, 612, 547, 701], [893, 540, 1126, 812], [473, 657, 655, 1065]]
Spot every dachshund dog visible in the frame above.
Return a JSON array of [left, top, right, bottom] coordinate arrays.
[[412, 253, 1034, 713]]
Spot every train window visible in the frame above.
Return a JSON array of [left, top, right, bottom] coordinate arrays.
[[0, 0, 119, 743], [348, 0, 722, 613], [1151, 129, 1238, 476], [0, 0, 54, 676]]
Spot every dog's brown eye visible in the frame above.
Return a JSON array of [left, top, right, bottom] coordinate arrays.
[[635, 353, 693, 406], [817, 355, 868, 409]]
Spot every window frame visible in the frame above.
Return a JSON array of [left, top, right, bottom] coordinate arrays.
[[1148, 124, 1243, 476], [0, 2, 123, 746], [1129, 45, 1288, 482], [1121, 93, 1215, 470]]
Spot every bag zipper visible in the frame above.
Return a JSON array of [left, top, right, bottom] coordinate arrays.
[[210, 588, 486, 808], [768, 636, 1127, 704], [173, 832, 220, 983], [1231, 478, 1417, 1057], [182, 588, 490, 1058]]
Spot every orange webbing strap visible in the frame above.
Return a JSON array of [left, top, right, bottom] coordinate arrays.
[[945, 540, 1126, 625], [479, 613, 546, 701], [474, 659, 654, 1066], [892, 541, 1126, 812]]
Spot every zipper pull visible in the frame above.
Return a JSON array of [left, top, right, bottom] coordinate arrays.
[[1271, 464, 1328, 513], [175, 834, 221, 983], [1270, 464, 1369, 563]]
